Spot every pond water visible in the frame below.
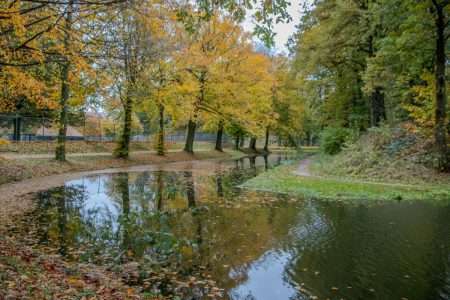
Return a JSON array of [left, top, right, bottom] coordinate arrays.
[[18, 153, 450, 300]]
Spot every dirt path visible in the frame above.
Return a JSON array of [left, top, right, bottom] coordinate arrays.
[[0, 149, 212, 160], [293, 158, 312, 176], [0, 151, 149, 159]]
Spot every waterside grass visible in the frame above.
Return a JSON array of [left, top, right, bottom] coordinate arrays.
[[241, 161, 450, 202]]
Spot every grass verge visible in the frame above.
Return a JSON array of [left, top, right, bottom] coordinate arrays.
[[241, 160, 450, 202]]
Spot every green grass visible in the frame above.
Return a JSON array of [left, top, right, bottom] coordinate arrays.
[[241, 161, 450, 202]]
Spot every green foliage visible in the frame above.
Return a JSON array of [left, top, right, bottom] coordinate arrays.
[[319, 127, 351, 155]]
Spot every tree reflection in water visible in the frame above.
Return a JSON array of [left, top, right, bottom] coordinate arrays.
[[19, 154, 450, 300]]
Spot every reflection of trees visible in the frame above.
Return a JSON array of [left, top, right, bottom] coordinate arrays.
[[248, 156, 256, 170], [156, 171, 164, 211], [115, 173, 131, 261], [263, 155, 269, 170], [216, 174, 224, 197], [56, 189, 67, 256], [170, 201, 302, 291], [183, 171, 196, 208], [34, 185, 87, 258]]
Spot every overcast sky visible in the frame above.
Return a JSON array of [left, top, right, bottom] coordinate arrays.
[[241, 0, 304, 54]]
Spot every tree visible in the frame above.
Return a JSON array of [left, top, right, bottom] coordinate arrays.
[[363, 0, 449, 170], [431, 0, 449, 171], [55, 0, 74, 161], [1, 0, 122, 160], [176, 16, 249, 153]]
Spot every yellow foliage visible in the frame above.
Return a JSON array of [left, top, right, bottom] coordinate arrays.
[[404, 72, 436, 130], [0, 139, 10, 146]]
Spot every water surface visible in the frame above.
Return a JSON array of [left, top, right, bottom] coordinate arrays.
[[19, 154, 450, 299]]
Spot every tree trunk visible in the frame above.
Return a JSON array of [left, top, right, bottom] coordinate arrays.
[[239, 135, 245, 148], [215, 120, 224, 152], [434, 2, 449, 171], [234, 135, 240, 150], [156, 104, 165, 156], [13, 116, 22, 141], [249, 137, 257, 151], [370, 87, 386, 127], [114, 95, 133, 158], [184, 119, 196, 153], [263, 127, 270, 152], [368, 35, 386, 127], [55, 0, 73, 161]]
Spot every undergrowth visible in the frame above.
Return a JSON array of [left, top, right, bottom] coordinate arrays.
[[312, 124, 450, 185]]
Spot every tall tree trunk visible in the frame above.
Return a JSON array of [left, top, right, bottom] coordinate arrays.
[[370, 87, 386, 127], [239, 135, 245, 148], [368, 35, 386, 127], [263, 127, 270, 152], [55, 0, 73, 161], [184, 119, 196, 153], [433, 1, 449, 171], [234, 135, 240, 150], [114, 95, 133, 158], [215, 120, 224, 151], [13, 116, 21, 141], [156, 104, 165, 156], [184, 72, 205, 154], [249, 137, 257, 152]]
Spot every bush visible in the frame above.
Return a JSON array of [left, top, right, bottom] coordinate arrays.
[[319, 127, 351, 155], [0, 138, 10, 147]]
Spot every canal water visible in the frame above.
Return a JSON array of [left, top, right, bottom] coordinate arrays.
[[17, 153, 450, 299]]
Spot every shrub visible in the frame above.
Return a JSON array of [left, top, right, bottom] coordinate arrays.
[[319, 127, 351, 155], [0, 138, 10, 146]]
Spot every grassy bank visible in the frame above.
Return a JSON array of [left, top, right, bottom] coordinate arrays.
[[242, 159, 450, 202], [313, 125, 450, 185]]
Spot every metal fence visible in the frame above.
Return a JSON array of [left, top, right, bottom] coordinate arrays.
[[0, 114, 235, 144], [0, 114, 314, 147]]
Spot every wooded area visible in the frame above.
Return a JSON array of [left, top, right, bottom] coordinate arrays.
[[1, 0, 448, 170], [1, 1, 449, 299]]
